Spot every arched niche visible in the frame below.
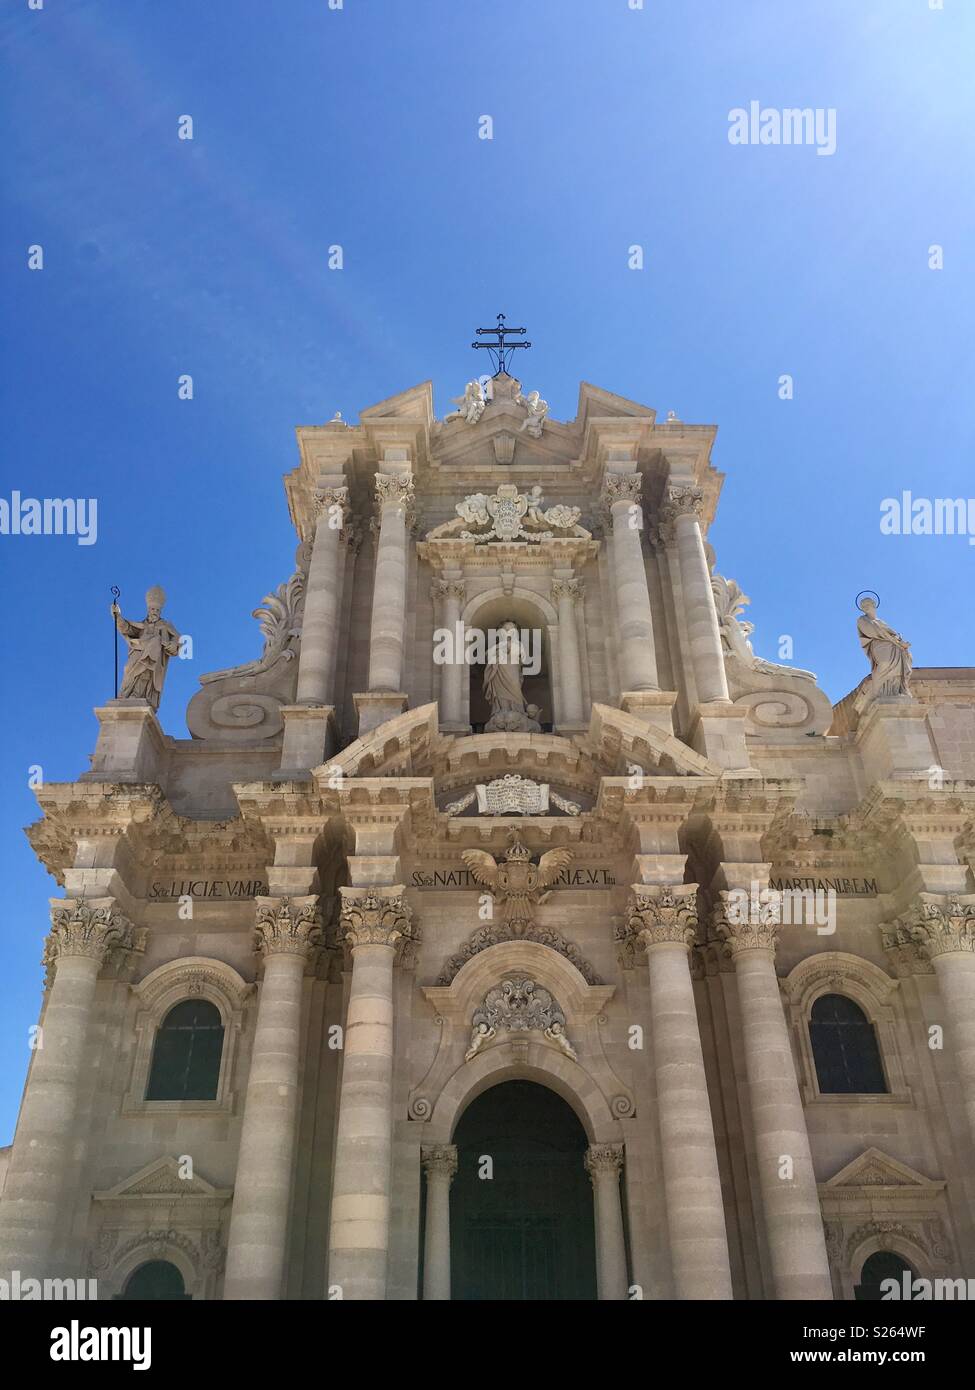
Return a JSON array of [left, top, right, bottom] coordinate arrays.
[[460, 588, 558, 731]]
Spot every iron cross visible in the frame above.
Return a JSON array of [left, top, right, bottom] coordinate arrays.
[[472, 313, 531, 376]]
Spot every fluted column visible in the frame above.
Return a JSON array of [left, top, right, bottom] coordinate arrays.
[[421, 1144, 457, 1300], [327, 888, 416, 1300], [296, 486, 351, 706], [0, 901, 134, 1281], [367, 473, 414, 693], [584, 1143, 628, 1300], [432, 578, 466, 728], [714, 893, 833, 1299], [661, 485, 730, 704], [223, 896, 321, 1300], [601, 472, 659, 691], [890, 893, 975, 1147], [626, 885, 733, 1299], [552, 577, 585, 726]]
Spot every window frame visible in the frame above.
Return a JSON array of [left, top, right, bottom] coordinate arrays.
[[123, 958, 252, 1116], [782, 952, 912, 1107]]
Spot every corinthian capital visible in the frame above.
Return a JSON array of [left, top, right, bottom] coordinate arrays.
[[661, 484, 705, 522], [421, 1144, 458, 1183], [600, 472, 643, 509], [584, 1143, 625, 1181], [374, 472, 416, 517], [711, 889, 780, 956], [898, 893, 975, 958], [313, 486, 349, 523], [431, 578, 465, 605], [254, 895, 322, 957], [45, 899, 134, 967], [626, 884, 699, 949], [338, 886, 415, 950], [551, 578, 584, 605]]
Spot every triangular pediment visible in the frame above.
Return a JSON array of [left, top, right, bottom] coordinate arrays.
[[824, 1148, 943, 1192], [93, 1156, 232, 1202]]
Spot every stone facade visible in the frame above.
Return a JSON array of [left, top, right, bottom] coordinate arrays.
[[1, 373, 973, 1300]]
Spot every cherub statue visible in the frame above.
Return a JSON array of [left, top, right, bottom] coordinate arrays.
[[112, 587, 180, 711], [515, 388, 548, 437], [445, 380, 486, 425]]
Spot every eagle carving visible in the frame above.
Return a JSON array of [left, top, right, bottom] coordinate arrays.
[[461, 832, 573, 934]]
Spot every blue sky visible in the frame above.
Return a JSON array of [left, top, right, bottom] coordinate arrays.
[[1, 0, 972, 1140]]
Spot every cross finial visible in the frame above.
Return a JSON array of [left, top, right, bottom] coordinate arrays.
[[472, 312, 531, 376]]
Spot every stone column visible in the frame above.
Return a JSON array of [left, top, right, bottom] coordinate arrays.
[[584, 1143, 628, 1300], [432, 578, 466, 729], [894, 894, 975, 1147], [601, 472, 659, 692], [296, 486, 350, 706], [626, 885, 733, 1299], [421, 1144, 457, 1301], [0, 901, 133, 1281], [715, 894, 833, 1300], [367, 473, 414, 694], [661, 484, 730, 705], [223, 896, 321, 1300], [327, 888, 415, 1300], [552, 577, 585, 726]]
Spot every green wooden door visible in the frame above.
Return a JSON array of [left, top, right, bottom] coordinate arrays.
[[449, 1080, 597, 1301]]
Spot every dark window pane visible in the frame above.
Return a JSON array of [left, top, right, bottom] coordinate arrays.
[[810, 993, 887, 1095], [145, 999, 224, 1101]]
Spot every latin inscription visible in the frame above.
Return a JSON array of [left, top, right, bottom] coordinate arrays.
[[149, 879, 268, 900], [411, 866, 616, 889], [770, 875, 878, 897]]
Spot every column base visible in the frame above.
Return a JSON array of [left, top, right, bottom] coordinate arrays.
[[620, 691, 678, 736], [80, 701, 167, 783], [274, 705, 336, 780], [354, 692, 408, 735], [688, 703, 756, 773]]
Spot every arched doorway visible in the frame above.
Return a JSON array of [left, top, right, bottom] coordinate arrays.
[[854, 1250, 915, 1301], [449, 1079, 597, 1300], [116, 1260, 191, 1301]]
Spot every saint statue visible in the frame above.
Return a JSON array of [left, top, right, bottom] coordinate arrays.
[[112, 587, 180, 711], [856, 595, 912, 698], [482, 621, 541, 732]]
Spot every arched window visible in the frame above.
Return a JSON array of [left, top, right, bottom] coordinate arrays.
[[117, 1260, 190, 1301], [855, 1251, 915, 1301], [809, 993, 887, 1095], [145, 999, 224, 1101]]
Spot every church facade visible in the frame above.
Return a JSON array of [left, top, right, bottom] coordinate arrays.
[[1, 369, 974, 1301]]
